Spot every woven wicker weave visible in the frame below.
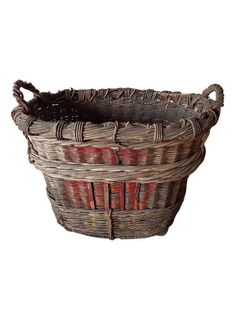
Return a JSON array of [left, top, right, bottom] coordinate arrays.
[[12, 80, 223, 239]]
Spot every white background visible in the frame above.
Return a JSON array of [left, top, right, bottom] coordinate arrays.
[[0, 1, 235, 313]]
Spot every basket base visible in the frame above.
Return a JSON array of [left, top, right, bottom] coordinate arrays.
[[56, 218, 169, 239], [49, 194, 184, 239]]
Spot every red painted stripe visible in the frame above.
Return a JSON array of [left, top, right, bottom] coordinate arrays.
[[63, 146, 154, 165], [104, 183, 110, 212], [92, 147, 102, 164], [95, 195, 104, 208], [133, 183, 140, 210], [87, 182, 95, 210], [138, 148, 151, 165], [125, 182, 135, 209], [62, 145, 73, 161], [71, 181, 80, 208], [83, 147, 101, 163], [63, 181, 71, 206], [111, 195, 119, 209], [120, 182, 125, 211], [75, 147, 85, 163], [138, 183, 156, 210], [94, 182, 103, 194], [63, 146, 86, 163], [78, 182, 89, 208], [120, 148, 138, 165], [102, 148, 118, 165], [93, 183, 104, 208], [126, 182, 136, 193], [110, 182, 120, 193], [78, 182, 87, 189]]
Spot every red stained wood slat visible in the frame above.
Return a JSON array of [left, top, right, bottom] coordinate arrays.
[[93, 183, 104, 208], [78, 182, 90, 208], [125, 182, 136, 209], [138, 148, 152, 165], [111, 195, 120, 209], [102, 147, 118, 165], [77, 182, 87, 189], [71, 181, 80, 208], [119, 148, 139, 165], [104, 183, 110, 212], [62, 145, 86, 163], [120, 182, 125, 211], [133, 183, 140, 210], [83, 147, 102, 164], [63, 146, 153, 166], [139, 183, 157, 210], [110, 182, 120, 193], [63, 181, 71, 205], [126, 182, 136, 194], [63, 181, 80, 208], [87, 182, 95, 210], [62, 145, 73, 161]]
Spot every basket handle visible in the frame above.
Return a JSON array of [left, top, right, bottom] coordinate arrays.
[[202, 84, 224, 108], [13, 80, 41, 112]]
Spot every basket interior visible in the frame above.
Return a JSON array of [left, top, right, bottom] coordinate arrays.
[[29, 89, 200, 124]]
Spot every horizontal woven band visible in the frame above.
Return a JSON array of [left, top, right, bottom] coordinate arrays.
[[48, 193, 185, 239], [30, 146, 205, 183]]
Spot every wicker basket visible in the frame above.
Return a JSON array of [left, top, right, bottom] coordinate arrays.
[[12, 80, 223, 239]]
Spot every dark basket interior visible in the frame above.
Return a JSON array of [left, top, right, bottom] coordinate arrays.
[[28, 89, 200, 124]]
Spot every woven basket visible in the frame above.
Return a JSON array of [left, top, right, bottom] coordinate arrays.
[[12, 80, 223, 239]]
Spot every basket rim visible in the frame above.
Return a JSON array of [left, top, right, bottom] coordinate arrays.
[[12, 83, 223, 145]]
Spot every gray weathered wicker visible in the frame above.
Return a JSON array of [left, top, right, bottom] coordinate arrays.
[[12, 80, 223, 239]]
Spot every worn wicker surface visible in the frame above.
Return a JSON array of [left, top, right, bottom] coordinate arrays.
[[12, 80, 223, 239]]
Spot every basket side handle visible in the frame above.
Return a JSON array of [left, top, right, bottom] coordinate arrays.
[[13, 80, 41, 112], [202, 84, 224, 108]]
